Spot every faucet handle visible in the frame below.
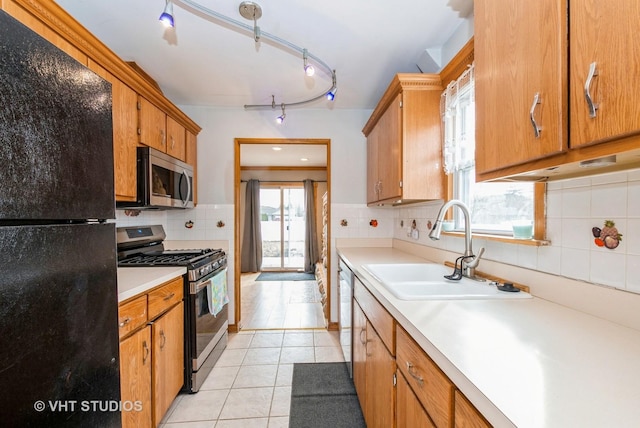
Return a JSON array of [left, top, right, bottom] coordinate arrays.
[[465, 247, 485, 268]]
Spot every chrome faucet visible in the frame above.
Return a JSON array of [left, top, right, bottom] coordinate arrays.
[[429, 199, 485, 280]]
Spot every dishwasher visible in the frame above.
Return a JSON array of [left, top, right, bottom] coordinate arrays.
[[338, 257, 354, 376]]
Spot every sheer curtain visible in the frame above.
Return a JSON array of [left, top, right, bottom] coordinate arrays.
[[303, 179, 319, 273], [241, 179, 262, 272]]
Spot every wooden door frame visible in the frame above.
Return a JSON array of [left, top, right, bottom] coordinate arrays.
[[232, 138, 331, 332]]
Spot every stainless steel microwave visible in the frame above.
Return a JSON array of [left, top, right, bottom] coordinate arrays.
[[117, 147, 194, 210]]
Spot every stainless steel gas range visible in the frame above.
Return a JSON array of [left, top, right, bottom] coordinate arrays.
[[117, 225, 228, 393]]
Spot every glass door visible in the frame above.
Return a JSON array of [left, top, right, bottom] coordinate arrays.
[[260, 184, 305, 270]]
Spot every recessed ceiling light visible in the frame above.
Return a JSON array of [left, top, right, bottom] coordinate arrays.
[[272, 146, 282, 151], [300, 158, 308, 162]]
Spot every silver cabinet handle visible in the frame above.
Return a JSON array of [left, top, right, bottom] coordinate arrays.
[[160, 129, 166, 146], [142, 340, 150, 364], [529, 92, 542, 138], [163, 292, 175, 301], [160, 330, 167, 350], [406, 361, 424, 385], [119, 317, 131, 328], [585, 62, 599, 118], [171, 135, 175, 149]]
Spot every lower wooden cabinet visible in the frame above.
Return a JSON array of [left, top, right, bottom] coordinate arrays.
[[118, 277, 184, 428], [120, 326, 152, 428], [455, 391, 491, 428], [396, 370, 435, 428], [152, 302, 184, 426]]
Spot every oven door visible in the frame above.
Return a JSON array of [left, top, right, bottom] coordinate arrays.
[[188, 268, 229, 372]]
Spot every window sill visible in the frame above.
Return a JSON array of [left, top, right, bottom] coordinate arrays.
[[441, 231, 551, 246]]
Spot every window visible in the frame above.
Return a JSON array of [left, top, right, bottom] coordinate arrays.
[[442, 64, 535, 236]]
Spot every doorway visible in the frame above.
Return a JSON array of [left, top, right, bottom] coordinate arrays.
[[234, 139, 331, 331], [260, 185, 305, 271]]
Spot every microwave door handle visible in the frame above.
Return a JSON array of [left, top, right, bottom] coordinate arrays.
[[181, 168, 192, 207]]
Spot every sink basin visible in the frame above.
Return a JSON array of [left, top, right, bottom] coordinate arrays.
[[361, 263, 532, 300]]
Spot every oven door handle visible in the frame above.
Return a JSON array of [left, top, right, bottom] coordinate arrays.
[[191, 267, 227, 294]]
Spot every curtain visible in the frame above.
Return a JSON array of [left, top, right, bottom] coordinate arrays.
[[440, 62, 475, 175], [303, 179, 319, 273], [241, 179, 262, 272]]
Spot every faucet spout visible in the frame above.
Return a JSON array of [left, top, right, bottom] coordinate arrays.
[[429, 199, 484, 280]]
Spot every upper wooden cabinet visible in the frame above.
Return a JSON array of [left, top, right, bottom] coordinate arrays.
[[89, 60, 138, 202], [474, 0, 567, 175], [139, 97, 187, 162], [569, 1, 640, 148], [166, 116, 186, 161], [475, 0, 640, 181], [363, 74, 444, 206]]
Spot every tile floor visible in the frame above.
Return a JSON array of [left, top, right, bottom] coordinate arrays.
[[159, 329, 345, 428], [240, 274, 326, 329]]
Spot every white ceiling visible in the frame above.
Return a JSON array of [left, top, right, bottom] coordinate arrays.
[[55, 0, 473, 111]]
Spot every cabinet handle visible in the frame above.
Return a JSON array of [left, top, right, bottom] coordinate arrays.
[[529, 92, 542, 138], [119, 317, 131, 328], [406, 361, 424, 385], [171, 135, 175, 149], [585, 62, 599, 118], [359, 328, 367, 345], [160, 330, 166, 350], [142, 340, 149, 364], [160, 129, 166, 146], [163, 292, 175, 301]]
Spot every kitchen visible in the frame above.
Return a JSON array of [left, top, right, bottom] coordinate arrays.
[[2, 0, 640, 427]]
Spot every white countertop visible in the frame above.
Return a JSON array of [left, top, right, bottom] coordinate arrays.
[[117, 267, 187, 303], [337, 247, 640, 428]]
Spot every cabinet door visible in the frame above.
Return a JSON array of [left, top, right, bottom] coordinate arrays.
[[397, 371, 435, 428], [366, 126, 380, 203], [166, 116, 186, 161], [475, 0, 567, 174], [352, 301, 368, 413], [377, 93, 402, 201], [364, 322, 395, 428], [570, 1, 640, 148], [120, 326, 152, 428], [152, 302, 184, 426], [186, 131, 198, 205], [88, 60, 138, 202], [454, 391, 491, 428], [138, 97, 167, 152]]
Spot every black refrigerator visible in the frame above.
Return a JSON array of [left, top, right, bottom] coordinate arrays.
[[0, 10, 121, 427]]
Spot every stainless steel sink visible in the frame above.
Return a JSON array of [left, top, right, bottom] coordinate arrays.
[[361, 263, 531, 300]]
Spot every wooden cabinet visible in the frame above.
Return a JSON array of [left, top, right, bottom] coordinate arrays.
[[397, 370, 435, 428], [475, 0, 567, 175], [569, 1, 640, 148], [118, 277, 184, 428], [352, 279, 395, 427], [475, 0, 640, 181], [151, 302, 184, 426], [454, 391, 491, 428], [185, 130, 198, 205], [396, 325, 454, 428], [166, 116, 186, 161], [120, 326, 152, 428], [88, 60, 139, 202], [138, 97, 167, 153], [362, 74, 443, 206]]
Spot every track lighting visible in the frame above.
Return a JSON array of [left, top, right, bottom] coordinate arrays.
[[276, 103, 286, 124], [159, 0, 175, 28], [303, 49, 315, 77], [326, 86, 337, 101], [160, 0, 338, 119]]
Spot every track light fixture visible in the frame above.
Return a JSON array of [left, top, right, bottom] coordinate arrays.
[[159, 0, 338, 119], [303, 49, 315, 77], [159, 0, 175, 28], [276, 103, 286, 124]]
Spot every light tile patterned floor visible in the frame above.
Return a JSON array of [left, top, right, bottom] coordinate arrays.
[[159, 329, 345, 428]]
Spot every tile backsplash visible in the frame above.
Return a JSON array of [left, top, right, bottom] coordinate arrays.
[[333, 168, 640, 295]]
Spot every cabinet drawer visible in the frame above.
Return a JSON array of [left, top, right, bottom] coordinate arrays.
[[396, 325, 454, 428], [354, 278, 394, 354], [148, 277, 183, 320], [118, 295, 148, 339]]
